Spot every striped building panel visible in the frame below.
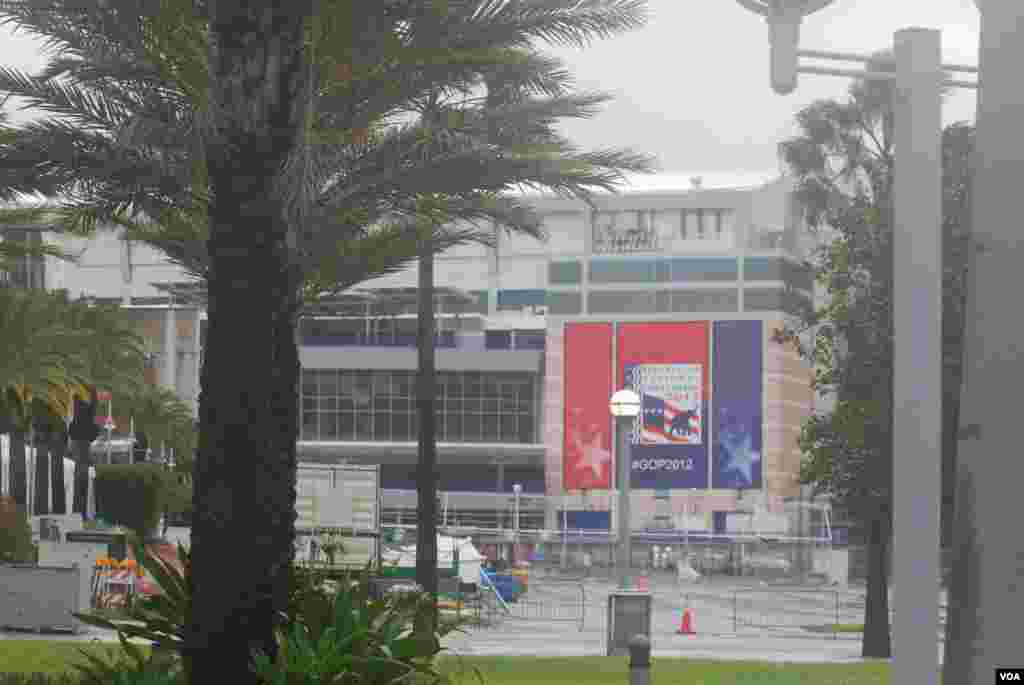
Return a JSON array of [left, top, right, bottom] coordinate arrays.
[[544, 325, 564, 498], [762, 319, 813, 500]]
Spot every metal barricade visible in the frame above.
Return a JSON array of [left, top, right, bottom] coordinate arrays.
[[91, 557, 143, 608], [730, 587, 845, 638], [476, 573, 586, 632]]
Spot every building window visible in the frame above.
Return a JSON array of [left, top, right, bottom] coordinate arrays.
[[548, 261, 582, 285], [681, 209, 734, 242], [743, 288, 786, 311], [743, 256, 785, 282], [587, 290, 658, 314], [545, 291, 582, 315], [496, 289, 546, 311], [592, 210, 659, 254], [300, 370, 536, 444], [668, 257, 739, 282], [589, 257, 661, 284]]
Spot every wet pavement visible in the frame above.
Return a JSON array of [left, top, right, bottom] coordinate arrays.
[[1, 533, 947, 664]]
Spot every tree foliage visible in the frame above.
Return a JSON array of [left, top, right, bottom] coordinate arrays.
[[775, 55, 972, 540], [0, 3, 655, 683], [775, 55, 896, 522], [0, 0, 654, 303]]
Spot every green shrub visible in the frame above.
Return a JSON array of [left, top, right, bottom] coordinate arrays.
[[93, 464, 168, 539], [69, 634, 184, 685], [161, 476, 192, 521], [0, 496, 36, 563], [252, 565, 464, 685], [73, 533, 470, 685]]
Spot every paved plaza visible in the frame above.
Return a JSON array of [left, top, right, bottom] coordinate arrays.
[[1, 530, 946, 665]]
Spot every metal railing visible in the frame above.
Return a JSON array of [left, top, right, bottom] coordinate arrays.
[[476, 572, 586, 632], [301, 332, 458, 348], [674, 587, 947, 639]]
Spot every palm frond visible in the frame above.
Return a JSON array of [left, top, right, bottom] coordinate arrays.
[[0, 232, 81, 266], [467, 0, 648, 49], [0, 66, 134, 131]]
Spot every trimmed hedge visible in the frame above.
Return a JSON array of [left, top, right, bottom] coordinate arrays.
[[0, 495, 36, 563], [93, 464, 170, 539]]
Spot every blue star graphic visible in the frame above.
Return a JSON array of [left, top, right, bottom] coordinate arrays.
[[718, 421, 761, 487]]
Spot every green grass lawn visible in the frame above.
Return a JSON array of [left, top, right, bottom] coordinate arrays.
[[438, 657, 892, 685], [0, 641, 148, 676], [0, 642, 896, 684], [801, 623, 865, 634]]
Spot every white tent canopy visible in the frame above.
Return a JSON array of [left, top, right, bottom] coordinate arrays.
[[382, 535, 485, 586]]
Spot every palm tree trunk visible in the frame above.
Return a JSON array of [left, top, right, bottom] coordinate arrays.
[[187, 6, 310, 683], [9, 431, 26, 513], [862, 507, 892, 658], [33, 432, 49, 516], [415, 234, 439, 634], [49, 429, 67, 515], [71, 439, 92, 519]]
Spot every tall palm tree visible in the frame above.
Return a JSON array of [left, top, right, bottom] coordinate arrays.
[[0, 287, 89, 512], [61, 293, 146, 514], [0, 2, 653, 681], [123, 382, 195, 465], [0, 287, 143, 515]]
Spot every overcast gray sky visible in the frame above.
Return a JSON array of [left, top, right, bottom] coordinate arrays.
[[0, 0, 981, 187]]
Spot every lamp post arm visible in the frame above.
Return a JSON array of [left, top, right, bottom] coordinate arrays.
[[802, 0, 835, 14], [733, 0, 834, 18], [734, 0, 768, 15]]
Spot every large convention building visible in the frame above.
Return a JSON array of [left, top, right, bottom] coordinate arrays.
[[1, 174, 818, 546]]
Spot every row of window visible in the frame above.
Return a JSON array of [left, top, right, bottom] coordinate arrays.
[[302, 370, 534, 400], [301, 410, 536, 443], [300, 370, 537, 443], [543, 288, 808, 315], [549, 256, 813, 287], [591, 209, 736, 254]]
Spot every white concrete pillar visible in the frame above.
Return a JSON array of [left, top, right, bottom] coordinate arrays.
[[162, 297, 178, 394], [120, 237, 132, 306], [949, 2, 1024, 682], [891, 28, 943, 685]]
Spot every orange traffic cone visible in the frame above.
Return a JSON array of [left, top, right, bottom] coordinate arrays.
[[676, 608, 695, 635]]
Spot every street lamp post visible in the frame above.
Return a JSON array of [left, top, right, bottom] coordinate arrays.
[[610, 389, 641, 590], [733, 2, 978, 683]]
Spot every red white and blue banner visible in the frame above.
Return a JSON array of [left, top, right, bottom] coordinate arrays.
[[631, 363, 703, 445], [712, 320, 763, 489], [618, 323, 709, 489]]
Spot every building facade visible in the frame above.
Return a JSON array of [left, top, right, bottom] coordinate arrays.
[[3, 175, 816, 536], [0, 224, 203, 461]]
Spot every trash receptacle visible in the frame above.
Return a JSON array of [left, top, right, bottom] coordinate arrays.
[[39, 518, 58, 542], [607, 590, 652, 656]]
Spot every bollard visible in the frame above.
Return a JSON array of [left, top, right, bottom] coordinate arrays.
[[628, 634, 651, 685]]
